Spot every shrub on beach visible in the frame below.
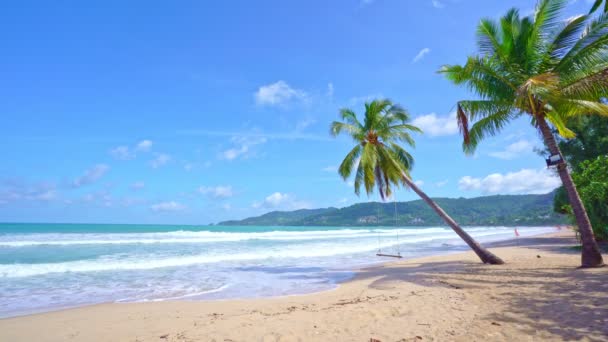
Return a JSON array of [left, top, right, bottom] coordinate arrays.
[[559, 156, 608, 241]]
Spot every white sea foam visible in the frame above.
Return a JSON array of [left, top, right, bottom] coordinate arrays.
[[0, 226, 556, 278], [0, 227, 449, 247], [0, 237, 413, 278], [0, 225, 558, 318]]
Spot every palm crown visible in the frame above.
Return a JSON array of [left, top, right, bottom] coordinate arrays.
[[440, 0, 608, 153], [330, 99, 422, 200]]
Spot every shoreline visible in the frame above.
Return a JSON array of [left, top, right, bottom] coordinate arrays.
[[2, 229, 605, 341], [1, 228, 557, 320], [0, 226, 569, 321]]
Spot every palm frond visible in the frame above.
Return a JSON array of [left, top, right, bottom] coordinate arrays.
[[329, 122, 362, 139], [557, 13, 608, 73], [360, 142, 378, 196], [562, 68, 608, 99], [353, 162, 364, 197], [464, 109, 514, 154], [545, 111, 576, 138], [547, 14, 589, 61], [338, 145, 362, 180], [339, 108, 363, 128], [589, 0, 605, 14], [528, 0, 568, 71]]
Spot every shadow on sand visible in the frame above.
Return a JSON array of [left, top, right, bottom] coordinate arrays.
[[346, 234, 608, 341]]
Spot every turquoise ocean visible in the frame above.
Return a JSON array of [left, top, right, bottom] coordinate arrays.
[[0, 223, 557, 318]]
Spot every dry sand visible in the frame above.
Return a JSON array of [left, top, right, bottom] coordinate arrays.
[[1, 231, 606, 342]]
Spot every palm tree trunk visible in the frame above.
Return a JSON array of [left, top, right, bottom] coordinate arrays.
[[537, 118, 604, 268], [401, 174, 504, 264]]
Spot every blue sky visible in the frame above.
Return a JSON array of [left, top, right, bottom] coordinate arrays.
[[0, 0, 595, 224]]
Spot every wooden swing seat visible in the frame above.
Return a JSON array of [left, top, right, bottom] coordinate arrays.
[[376, 253, 403, 258]]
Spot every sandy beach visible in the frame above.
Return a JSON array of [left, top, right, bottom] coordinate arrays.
[[1, 230, 606, 342]]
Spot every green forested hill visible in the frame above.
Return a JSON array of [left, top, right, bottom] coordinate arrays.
[[218, 192, 566, 226]]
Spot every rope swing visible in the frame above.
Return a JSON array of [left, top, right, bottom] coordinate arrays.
[[376, 198, 403, 259]]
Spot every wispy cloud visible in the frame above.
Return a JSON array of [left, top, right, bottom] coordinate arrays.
[[432, 0, 445, 9], [220, 136, 267, 161], [109, 139, 153, 160], [150, 154, 171, 168], [72, 164, 109, 188], [0, 179, 57, 203], [130, 181, 145, 191], [109, 146, 133, 160], [135, 140, 153, 152], [150, 201, 186, 212], [412, 48, 431, 63], [295, 118, 316, 132], [199, 185, 234, 199], [435, 180, 449, 187], [326, 82, 334, 98], [347, 93, 384, 106], [489, 139, 535, 160], [254, 81, 308, 106], [177, 129, 330, 142]]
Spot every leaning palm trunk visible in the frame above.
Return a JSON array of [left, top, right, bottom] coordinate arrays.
[[538, 118, 604, 267], [401, 173, 505, 265]]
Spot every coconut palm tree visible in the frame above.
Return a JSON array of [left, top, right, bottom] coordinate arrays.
[[440, 0, 608, 267], [330, 99, 504, 264]]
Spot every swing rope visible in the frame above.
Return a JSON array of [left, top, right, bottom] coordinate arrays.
[[376, 203, 382, 253], [394, 198, 401, 256], [376, 197, 402, 258]]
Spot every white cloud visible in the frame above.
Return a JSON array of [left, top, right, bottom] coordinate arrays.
[[252, 192, 311, 210], [412, 48, 431, 63], [150, 154, 171, 168], [254, 81, 307, 106], [72, 164, 109, 188], [109, 146, 133, 160], [199, 185, 234, 199], [458, 169, 561, 195], [150, 201, 186, 212], [489, 139, 535, 160], [131, 181, 145, 191], [322, 166, 338, 172], [136, 140, 153, 152], [221, 136, 267, 161], [411, 112, 458, 137], [414, 180, 425, 187]]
